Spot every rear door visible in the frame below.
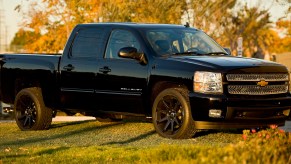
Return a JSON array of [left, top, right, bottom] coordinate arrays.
[[95, 29, 149, 113], [60, 27, 108, 110]]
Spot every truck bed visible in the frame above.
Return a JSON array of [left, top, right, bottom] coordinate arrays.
[[0, 53, 61, 104]]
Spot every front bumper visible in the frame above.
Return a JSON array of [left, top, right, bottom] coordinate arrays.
[[189, 92, 291, 130]]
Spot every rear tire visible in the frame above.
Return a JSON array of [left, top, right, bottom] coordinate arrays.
[[14, 87, 52, 130], [152, 88, 196, 139]]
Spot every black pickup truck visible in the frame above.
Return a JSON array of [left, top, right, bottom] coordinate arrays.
[[0, 23, 290, 139]]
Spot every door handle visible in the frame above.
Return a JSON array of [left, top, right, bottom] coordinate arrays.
[[63, 64, 75, 71], [99, 66, 111, 74]]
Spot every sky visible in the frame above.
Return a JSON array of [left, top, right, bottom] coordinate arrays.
[[1, 0, 23, 45], [0, 0, 290, 45]]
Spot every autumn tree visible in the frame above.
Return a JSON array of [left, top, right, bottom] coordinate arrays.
[[10, 28, 41, 52], [12, 0, 287, 55], [185, 0, 237, 36], [131, 0, 187, 24], [218, 4, 273, 57], [273, 20, 291, 53], [13, 0, 187, 53]]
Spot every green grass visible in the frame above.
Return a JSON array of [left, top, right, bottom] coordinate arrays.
[[0, 120, 290, 163]]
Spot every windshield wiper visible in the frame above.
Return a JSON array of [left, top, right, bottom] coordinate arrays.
[[203, 52, 229, 56], [172, 51, 229, 56], [172, 51, 204, 56]]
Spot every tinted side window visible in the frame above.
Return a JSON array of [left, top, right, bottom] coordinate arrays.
[[105, 30, 140, 59], [71, 28, 106, 58]]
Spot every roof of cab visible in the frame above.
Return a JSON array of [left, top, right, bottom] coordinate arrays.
[[75, 22, 192, 29]]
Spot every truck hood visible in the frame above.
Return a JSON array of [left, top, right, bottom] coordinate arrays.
[[167, 56, 288, 73]]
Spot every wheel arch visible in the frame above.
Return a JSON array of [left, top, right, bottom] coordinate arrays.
[[147, 80, 190, 116], [14, 71, 57, 108]]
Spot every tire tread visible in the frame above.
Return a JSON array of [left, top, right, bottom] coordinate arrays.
[[152, 87, 197, 139], [14, 87, 52, 130]]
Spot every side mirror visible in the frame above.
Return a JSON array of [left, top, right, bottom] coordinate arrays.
[[223, 47, 232, 56], [118, 47, 147, 64]]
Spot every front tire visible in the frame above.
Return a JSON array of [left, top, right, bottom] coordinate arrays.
[[152, 88, 196, 139], [14, 87, 53, 130]]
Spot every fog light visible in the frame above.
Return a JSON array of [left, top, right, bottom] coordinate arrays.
[[283, 109, 290, 116], [209, 109, 222, 118]]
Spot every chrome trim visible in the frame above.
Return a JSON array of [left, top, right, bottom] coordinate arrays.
[[94, 90, 142, 96], [61, 88, 94, 93], [61, 88, 142, 96]]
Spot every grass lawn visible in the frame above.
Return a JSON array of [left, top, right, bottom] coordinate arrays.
[[0, 120, 290, 163]]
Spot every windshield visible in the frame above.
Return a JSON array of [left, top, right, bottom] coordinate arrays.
[[146, 28, 226, 56]]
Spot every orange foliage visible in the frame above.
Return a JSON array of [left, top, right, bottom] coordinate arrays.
[[11, 0, 290, 54]]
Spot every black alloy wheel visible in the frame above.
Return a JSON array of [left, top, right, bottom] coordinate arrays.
[[152, 88, 196, 139], [16, 95, 37, 129], [14, 88, 52, 130]]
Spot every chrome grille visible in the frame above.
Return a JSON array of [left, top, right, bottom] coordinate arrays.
[[226, 74, 288, 81], [228, 85, 288, 95], [226, 73, 289, 95]]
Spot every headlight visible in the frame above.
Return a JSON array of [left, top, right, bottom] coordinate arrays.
[[194, 71, 223, 94]]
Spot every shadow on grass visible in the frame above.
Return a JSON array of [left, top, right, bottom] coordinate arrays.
[[102, 130, 156, 146], [194, 129, 243, 138], [0, 121, 125, 148], [50, 120, 96, 129], [0, 147, 69, 159]]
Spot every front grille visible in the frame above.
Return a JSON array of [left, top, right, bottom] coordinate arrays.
[[226, 74, 288, 81], [226, 74, 289, 95], [228, 85, 288, 95]]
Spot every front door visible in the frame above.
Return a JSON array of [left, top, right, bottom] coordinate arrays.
[[96, 29, 149, 114]]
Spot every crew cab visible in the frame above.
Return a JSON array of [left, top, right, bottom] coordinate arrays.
[[0, 23, 290, 139]]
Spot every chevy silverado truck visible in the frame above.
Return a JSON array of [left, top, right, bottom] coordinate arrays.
[[0, 23, 290, 139]]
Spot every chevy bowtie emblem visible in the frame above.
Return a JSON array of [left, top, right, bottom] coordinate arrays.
[[257, 80, 268, 87]]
